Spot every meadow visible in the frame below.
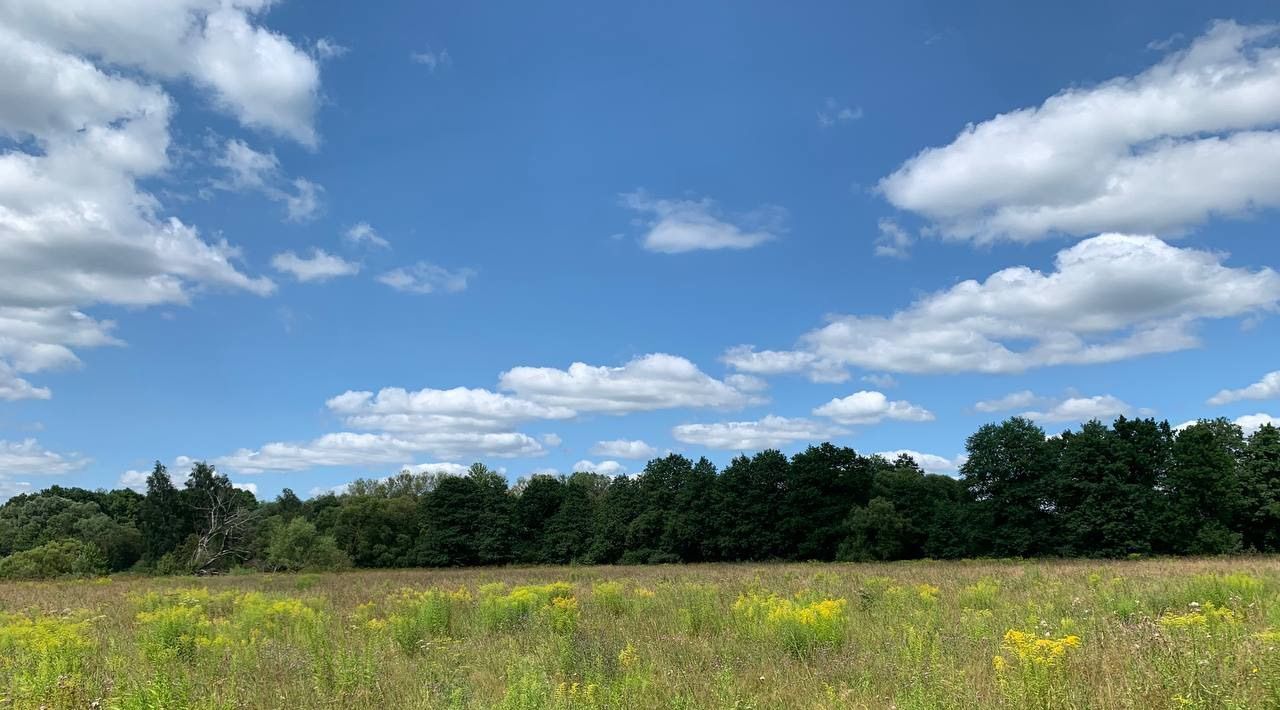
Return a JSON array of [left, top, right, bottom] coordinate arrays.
[[1, 558, 1279, 709]]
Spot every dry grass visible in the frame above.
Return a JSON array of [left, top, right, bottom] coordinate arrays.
[[1, 557, 1279, 708]]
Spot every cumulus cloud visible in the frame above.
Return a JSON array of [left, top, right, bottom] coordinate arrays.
[[0, 439, 88, 475], [344, 222, 390, 248], [1022, 395, 1134, 423], [874, 449, 966, 475], [725, 234, 1280, 377], [720, 346, 848, 384], [220, 352, 761, 474], [0, 0, 321, 146], [1235, 413, 1280, 435], [880, 21, 1280, 243], [0, 363, 51, 402], [232, 481, 258, 495], [218, 384, 577, 474], [216, 430, 544, 473], [119, 469, 150, 493], [672, 415, 846, 450], [326, 386, 575, 433], [378, 263, 475, 294], [0, 1, 326, 397], [590, 439, 658, 459], [1177, 413, 1279, 436], [621, 190, 785, 253], [973, 390, 1045, 413], [573, 459, 627, 477], [812, 391, 934, 425], [402, 462, 471, 477], [1208, 371, 1280, 405], [271, 249, 360, 282], [501, 353, 763, 414]]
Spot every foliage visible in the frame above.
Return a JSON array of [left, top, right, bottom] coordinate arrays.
[[0, 539, 107, 579], [2, 419, 1280, 579]]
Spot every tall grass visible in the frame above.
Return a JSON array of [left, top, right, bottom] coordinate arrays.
[[0, 557, 1278, 707]]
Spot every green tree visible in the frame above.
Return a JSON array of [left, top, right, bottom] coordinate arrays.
[[1238, 423, 1280, 551], [960, 417, 1055, 557], [265, 517, 350, 571], [783, 444, 873, 561], [139, 462, 188, 563], [1166, 420, 1245, 554]]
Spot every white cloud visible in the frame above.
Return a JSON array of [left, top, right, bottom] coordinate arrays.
[[621, 190, 785, 253], [326, 386, 575, 433], [541, 433, 562, 447], [232, 481, 258, 495], [218, 384, 571, 474], [874, 449, 966, 475], [817, 98, 863, 128], [0, 2, 317, 397], [1176, 412, 1280, 436], [812, 390, 934, 425], [216, 430, 544, 473], [500, 353, 763, 414], [874, 219, 913, 259], [271, 249, 360, 282], [283, 178, 323, 222], [0, 0, 321, 146], [1022, 395, 1133, 423], [119, 469, 150, 492], [344, 222, 390, 248], [0, 439, 88, 475], [378, 263, 475, 294], [0, 363, 51, 401], [726, 234, 1280, 377], [403, 462, 471, 477], [410, 47, 452, 71], [720, 346, 848, 383], [1208, 371, 1280, 405], [672, 415, 847, 450], [880, 21, 1280, 243], [973, 390, 1045, 413], [1236, 413, 1280, 435], [573, 459, 627, 476], [590, 439, 658, 459], [212, 140, 323, 222]]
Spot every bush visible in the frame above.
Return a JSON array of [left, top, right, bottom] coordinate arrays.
[[0, 539, 107, 580], [265, 517, 350, 572]]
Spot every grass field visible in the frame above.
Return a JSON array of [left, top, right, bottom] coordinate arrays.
[[1, 558, 1279, 709]]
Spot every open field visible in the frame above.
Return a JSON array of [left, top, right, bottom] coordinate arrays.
[[2, 558, 1280, 709]]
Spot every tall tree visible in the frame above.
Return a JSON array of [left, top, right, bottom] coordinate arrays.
[[139, 462, 188, 563], [1166, 420, 1244, 554], [1238, 423, 1280, 551], [960, 417, 1055, 557]]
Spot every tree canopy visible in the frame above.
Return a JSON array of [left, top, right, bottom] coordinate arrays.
[[0, 415, 1275, 578]]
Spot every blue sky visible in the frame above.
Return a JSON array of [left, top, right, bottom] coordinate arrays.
[[3, 0, 1280, 499]]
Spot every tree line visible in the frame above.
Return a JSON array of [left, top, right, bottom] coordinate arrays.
[[0, 415, 1277, 578]]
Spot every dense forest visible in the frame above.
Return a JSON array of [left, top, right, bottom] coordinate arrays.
[[1, 415, 1277, 579]]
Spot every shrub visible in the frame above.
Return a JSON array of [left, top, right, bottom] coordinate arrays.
[[0, 539, 107, 580], [385, 587, 471, 654], [478, 582, 574, 631], [265, 518, 351, 572], [732, 592, 848, 657]]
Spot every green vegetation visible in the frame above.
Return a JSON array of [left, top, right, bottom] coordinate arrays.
[[0, 559, 1278, 707], [3, 416, 1280, 580]]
